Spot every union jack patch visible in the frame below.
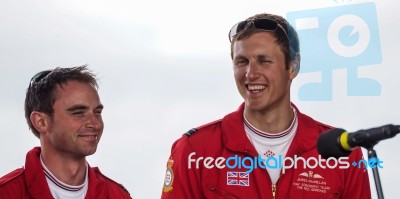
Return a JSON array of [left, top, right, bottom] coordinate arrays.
[[227, 171, 250, 186]]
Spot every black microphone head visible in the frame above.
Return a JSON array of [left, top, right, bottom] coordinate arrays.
[[317, 128, 352, 159]]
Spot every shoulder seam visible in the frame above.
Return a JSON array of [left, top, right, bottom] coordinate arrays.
[[197, 119, 222, 129], [93, 167, 131, 195], [183, 119, 222, 137], [184, 128, 197, 137], [0, 168, 24, 186]]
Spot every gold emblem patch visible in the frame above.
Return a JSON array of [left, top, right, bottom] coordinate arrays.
[[163, 159, 174, 192]]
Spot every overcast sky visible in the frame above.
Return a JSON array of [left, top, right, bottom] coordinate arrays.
[[1, 0, 399, 198]]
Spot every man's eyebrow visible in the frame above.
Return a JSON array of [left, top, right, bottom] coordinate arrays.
[[233, 55, 246, 60], [66, 104, 104, 112], [96, 104, 104, 110], [66, 105, 88, 112]]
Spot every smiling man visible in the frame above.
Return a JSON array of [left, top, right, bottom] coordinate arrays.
[[0, 66, 132, 199], [161, 13, 371, 199]]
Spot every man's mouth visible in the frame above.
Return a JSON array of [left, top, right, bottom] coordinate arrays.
[[247, 84, 266, 93], [78, 135, 98, 141]]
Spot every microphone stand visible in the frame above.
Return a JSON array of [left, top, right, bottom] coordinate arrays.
[[367, 148, 384, 199], [361, 124, 399, 199]]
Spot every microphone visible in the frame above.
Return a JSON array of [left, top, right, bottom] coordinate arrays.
[[317, 124, 400, 159]]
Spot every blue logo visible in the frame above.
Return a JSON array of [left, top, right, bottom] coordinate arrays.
[[352, 157, 384, 169], [287, 2, 382, 101]]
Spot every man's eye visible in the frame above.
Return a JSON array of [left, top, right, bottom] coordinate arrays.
[[235, 60, 248, 66], [72, 112, 84, 115], [260, 59, 271, 63]]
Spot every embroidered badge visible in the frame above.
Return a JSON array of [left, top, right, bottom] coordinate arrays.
[[293, 171, 330, 193], [227, 171, 250, 186], [163, 159, 174, 192], [264, 149, 276, 157], [299, 171, 324, 179]]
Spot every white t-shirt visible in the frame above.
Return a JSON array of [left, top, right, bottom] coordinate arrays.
[[244, 108, 298, 184], [40, 155, 89, 199]]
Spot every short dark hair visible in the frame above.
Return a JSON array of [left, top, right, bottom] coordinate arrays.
[[24, 65, 98, 138], [230, 13, 300, 70]]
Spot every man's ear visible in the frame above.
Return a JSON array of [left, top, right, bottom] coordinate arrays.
[[289, 53, 301, 80], [30, 111, 49, 135]]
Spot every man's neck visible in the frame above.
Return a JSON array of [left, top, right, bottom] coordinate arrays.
[[244, 103, 294, 134], [40, 148, 87, 186]]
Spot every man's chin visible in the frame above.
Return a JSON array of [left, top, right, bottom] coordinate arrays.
[[79, 147, 98, 157], [245, 101, 267, 112]]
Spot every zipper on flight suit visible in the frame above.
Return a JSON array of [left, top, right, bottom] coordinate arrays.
[[243, 150, 278, 198], [272, 184, 276, 199]]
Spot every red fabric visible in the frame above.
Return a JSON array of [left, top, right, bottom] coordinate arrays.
[[161, 103, 371, 199], [0, 147, 132, 199]]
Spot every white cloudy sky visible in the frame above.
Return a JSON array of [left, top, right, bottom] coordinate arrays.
[[0, 0, 399, 198]]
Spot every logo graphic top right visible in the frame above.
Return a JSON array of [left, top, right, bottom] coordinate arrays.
[[287, 2, 382, 101]]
